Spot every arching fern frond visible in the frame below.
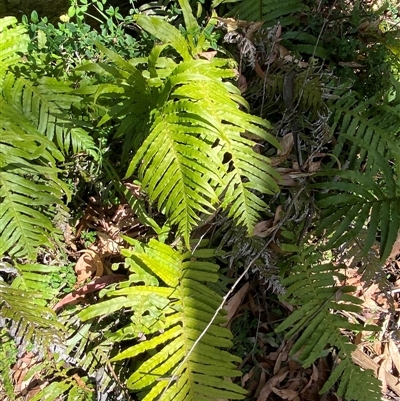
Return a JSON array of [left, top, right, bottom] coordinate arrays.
[[225, 0, 304, 27], [276, 247, 381, 401], [2, 73, 98, 158], [126, 56, 280, 244], [0, 17, 83, 260], [0, 282, 65, 352], [79, 239, 246, 401], [329, 86, 400, 174], [0, 125, 69, 259], [312, 134, 400, 262]]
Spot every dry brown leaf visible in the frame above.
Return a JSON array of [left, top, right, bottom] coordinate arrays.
[[216, 16, 250, 32], [98, 231, 120, 255], [245, 21, 264, 40], [273, 205, 283, 225], [224, 283, 250, 326], [257, 369, 289, 401], [272, 386, 299, 400], [253, 220, 274, 238], [75, 250, 103, 283], [277, 44, 290, 58], [254, 61, 266, 79], [307, 160, 322, 173], [274, 351, 284, 375], [277, 133, 294, 156], [379, 345, 389, 394], [388, 339, 400, 375], [254, 370, 267, 398], [198, 50, 217, 61], [271, 133, 294, 166], [388, 232, 400, 261], [52, 274, 126, 312], [238, 73, 248, 93]]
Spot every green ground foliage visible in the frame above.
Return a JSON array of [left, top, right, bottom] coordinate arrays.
[[0, 0, 399, 400]]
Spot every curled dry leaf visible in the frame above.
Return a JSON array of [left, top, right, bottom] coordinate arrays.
[[52, 274, 126, 312], [253, 219, 273, 238], [75, 249, 103, 283], [271, 133, 294, 167], [238, 73, 248, 93]]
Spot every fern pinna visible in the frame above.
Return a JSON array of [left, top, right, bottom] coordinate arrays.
[[79, 238, 246, 401]]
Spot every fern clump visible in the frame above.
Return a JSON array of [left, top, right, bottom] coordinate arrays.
[[76, 1, 281, 247]]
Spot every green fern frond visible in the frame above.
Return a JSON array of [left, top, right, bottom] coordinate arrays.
[[0, 282, 65, 351], [313, 134, 400, 261], [79, 239, 246, 401], [320, 358, 382, 401], [0, 18, 74, 260], [226, 0, 304, 27], [2, 73, 97, 158], [0, 328, 17, 401], [276, 247, 381, 401], [10, 262, 62, 300], [81, 20, 280, 246], [0, 126, 70, 259], [329, 88, 400, 173], [0, 17, 29, 84]]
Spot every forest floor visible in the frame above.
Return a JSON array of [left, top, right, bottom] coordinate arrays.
[[13, 197, 397, 401]]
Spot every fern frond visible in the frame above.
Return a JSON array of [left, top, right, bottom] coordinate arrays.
[[226, 0, 304, 27], [0, 17, 29, 84], [2, 73, 97, 158], [10, 262, 62, 300], [0, 126, 70, 259], [320, 358, 382, 401], [276, 247, 381, 401], [313, 134, 400, 261], [0, 282, 65, 352], [79, 239, 246, 401], [0, 328, 17, 401], [329, 88, 400, 173], [0, 18, 74, 260]]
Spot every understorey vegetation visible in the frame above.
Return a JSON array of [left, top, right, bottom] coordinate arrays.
[[0, 0, 399, 400]]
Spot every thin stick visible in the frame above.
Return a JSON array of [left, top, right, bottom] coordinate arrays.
[[158, 241, 272, 400]]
